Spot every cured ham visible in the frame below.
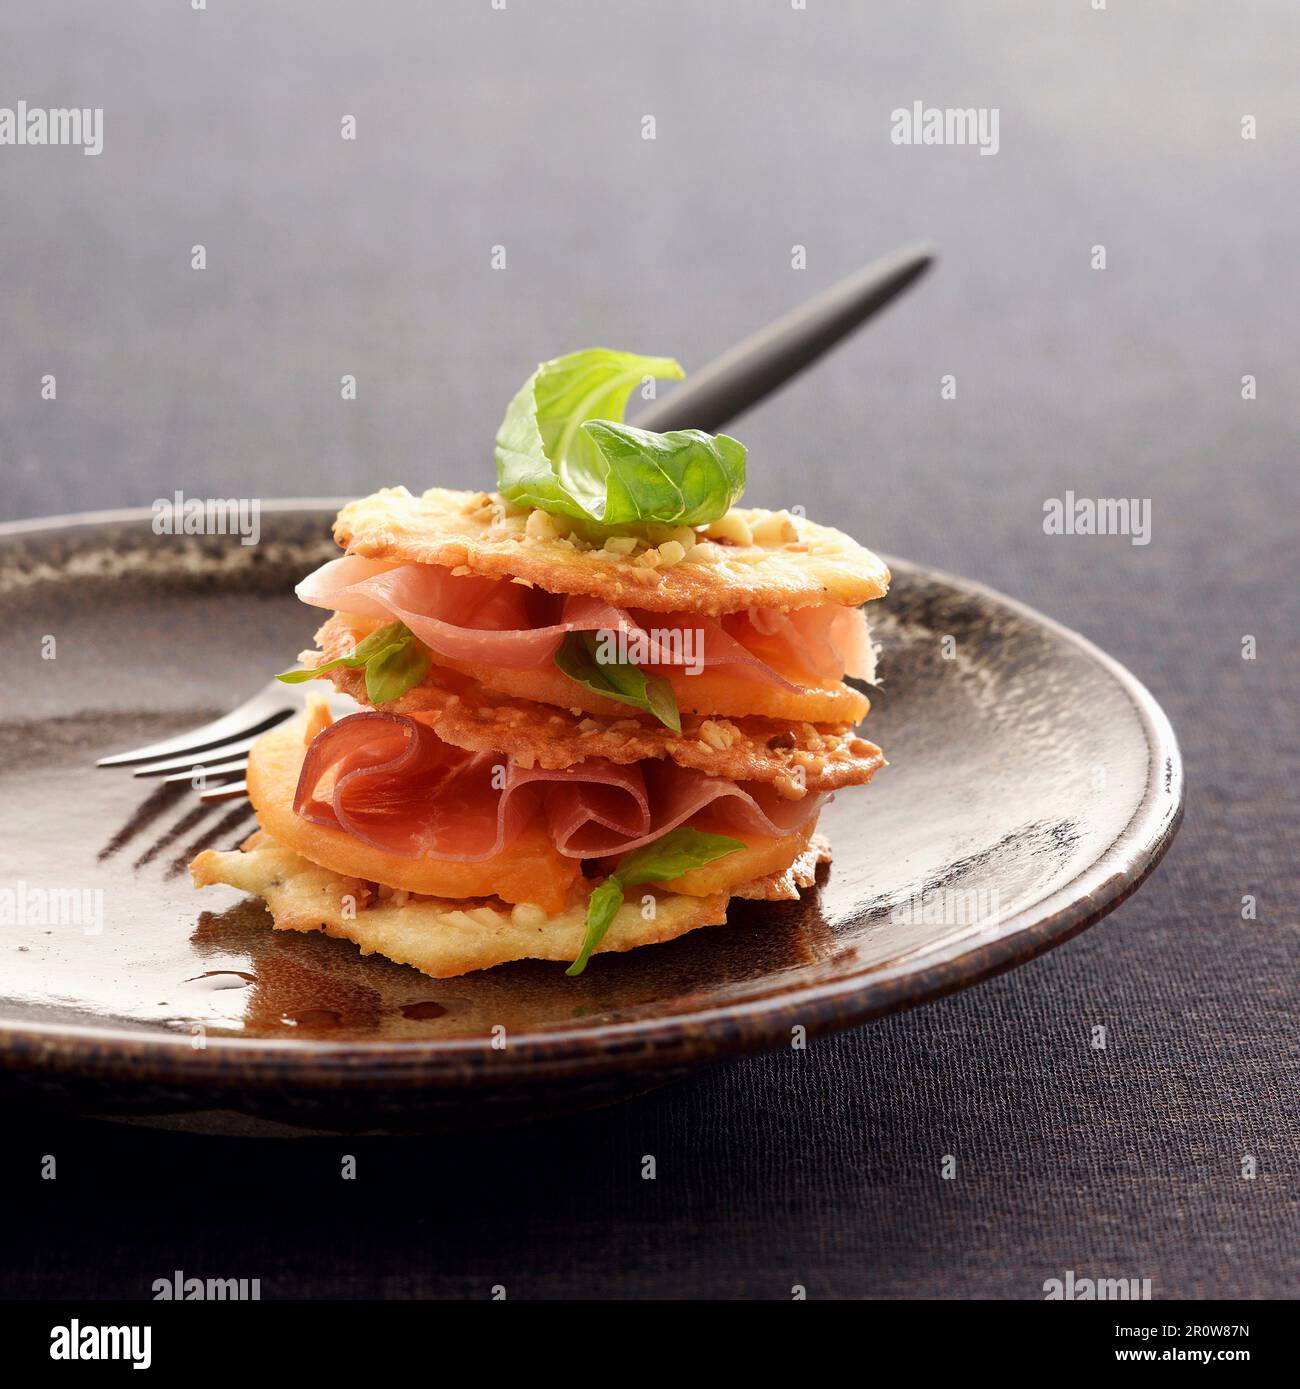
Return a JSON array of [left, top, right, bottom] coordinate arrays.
[[297, 556, 621, 670], [296, 556, 870, 689], [294, 712, 827, 864], [293, 708, 528, 860], [516, 758, 827, 859], [729, 604, 876, 684]]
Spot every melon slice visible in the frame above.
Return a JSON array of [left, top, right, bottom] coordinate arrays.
[[246, 716, 581, 913]]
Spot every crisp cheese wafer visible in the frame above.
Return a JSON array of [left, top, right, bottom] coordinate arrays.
[[333, 486, 890, 616]]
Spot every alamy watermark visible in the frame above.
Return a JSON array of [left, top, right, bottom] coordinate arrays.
[[152, 491, 261, 545], [1043, 491, 1152, 546], [152, 1270, 261, 1300], [0, 100, 102, 156], [594, 626, 704, 676], [1044, 1269, 1153, 1300], [892, 887, 1002, 927], [49, 1322, 150, 1369], [1, 882, 103, 935], [891, 101, 1000, 156]]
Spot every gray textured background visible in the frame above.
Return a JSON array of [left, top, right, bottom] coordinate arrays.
[[2, 1, 1298, 1299]]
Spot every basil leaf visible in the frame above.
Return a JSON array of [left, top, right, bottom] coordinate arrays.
[[277, 621, 429, 704], [615, 827, 746, 887], [566, 877, 625, 978], [580, 422, 748, 528], [565, 828, 746, 976], [275, 665, 339, 684], [364, 632, 431, 704], [554, 631, 681, 733], [495, 348, 746, 535]]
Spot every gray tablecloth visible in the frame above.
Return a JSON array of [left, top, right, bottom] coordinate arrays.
[[1, 1, 1296, 1298]]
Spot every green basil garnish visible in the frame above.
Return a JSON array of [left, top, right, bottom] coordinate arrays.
[[554, 631, 680, 732], [566, 827, 745, 977], [495, 349, 746, 537], [276, 620, 431, 705]]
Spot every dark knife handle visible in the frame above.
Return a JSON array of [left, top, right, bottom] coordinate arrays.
[[631, 241, 935, 435]]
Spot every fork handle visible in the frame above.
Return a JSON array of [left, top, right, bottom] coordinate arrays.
[[630, 241, 935, 435]]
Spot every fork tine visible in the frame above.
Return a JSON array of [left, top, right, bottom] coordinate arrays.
[[199, 779, 248, 803], [159, 757, 250, 785], [132, 734, 262, 778], [98, 681, 296, 766]]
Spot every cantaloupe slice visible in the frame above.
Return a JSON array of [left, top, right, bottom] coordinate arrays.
[[431, 652, 869, 724], [246, 716, 581, 914], [651, 820, 816, 897], [317, 612, 869, 725], [595, 815, 817, 898]]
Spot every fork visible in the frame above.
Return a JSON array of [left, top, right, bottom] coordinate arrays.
[[97, 683, 359, 802], [97, 242, 935, 795]]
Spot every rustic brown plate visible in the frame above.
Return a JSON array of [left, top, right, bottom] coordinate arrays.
[[0, 504, 1182, 1132]]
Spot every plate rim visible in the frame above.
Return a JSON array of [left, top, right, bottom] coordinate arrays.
[[0, 503, 1185, 1089]]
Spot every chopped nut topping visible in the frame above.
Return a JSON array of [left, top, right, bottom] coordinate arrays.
[[510, 902, 548, 929], [751, 511, 800, 545], [524, 509, 563, 541], [774, 771, 808, 801], [685, 540, 721, 564], [702, 512, 754, 547], [698, 719, 739, 751]]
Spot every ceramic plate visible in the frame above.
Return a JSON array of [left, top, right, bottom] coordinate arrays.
[[0, 505, 1182, 1130]]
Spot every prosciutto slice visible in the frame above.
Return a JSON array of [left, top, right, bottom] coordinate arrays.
[[296, 556, 621, 669], [293, 710, 535, 861], [294, 713, 826, 862], [732, 604, 876, 684], [296, 556, 867, 688], [520, 758, 826, 858]]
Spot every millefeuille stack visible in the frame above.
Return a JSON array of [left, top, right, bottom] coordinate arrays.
[[192, 350, 889, 978]]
